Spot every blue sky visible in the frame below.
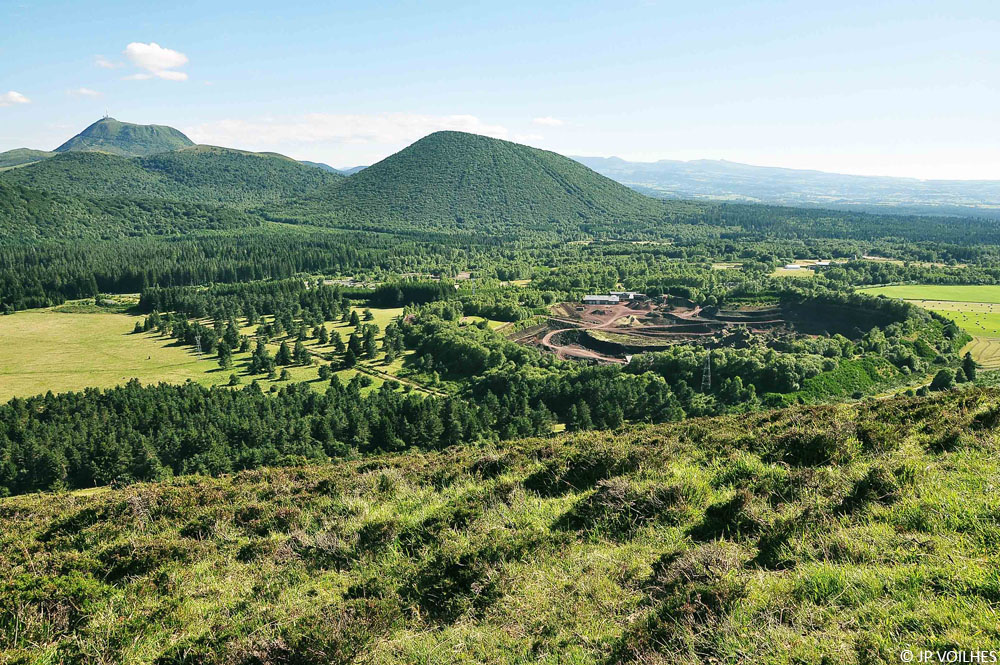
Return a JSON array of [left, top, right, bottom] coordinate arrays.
[[2, 0, 999, 178]]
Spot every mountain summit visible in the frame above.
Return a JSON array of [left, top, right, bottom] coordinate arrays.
[[54, 117, 194, 157], [279, 131, 677, 234]]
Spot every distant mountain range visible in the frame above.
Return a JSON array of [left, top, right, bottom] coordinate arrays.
[[1, 119, 687, 240], [573, 156, 1000, 217], [7, 115, 1000, 246], [7, 117, 1000, 220]]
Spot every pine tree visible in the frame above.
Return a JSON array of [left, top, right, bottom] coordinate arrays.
[[574, 400, 593, 430], [275, 341, 293, 366], [963, 352, 977, 381], [363, 327, 378, 359], [294, 340, 310, 365], [349, 310, 361, 327], [348, 332, 363, 357], [217, 342, 232, 369], [343, 348, 357, 368], [224, 320, 240, 349], [332, 331, 345, 353], [318, 325, 329, 345]]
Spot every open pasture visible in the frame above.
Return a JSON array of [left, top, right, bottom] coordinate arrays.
[[0, 305, 413, 401], [860, 284, 1000, 303], [0, 309, 227, 402], [860, 284, 1000, 367]]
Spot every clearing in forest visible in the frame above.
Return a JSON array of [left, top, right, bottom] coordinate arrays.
[[0, 305, 413, 401]]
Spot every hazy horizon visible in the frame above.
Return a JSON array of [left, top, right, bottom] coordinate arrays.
[[3, 1, 1000, 180]]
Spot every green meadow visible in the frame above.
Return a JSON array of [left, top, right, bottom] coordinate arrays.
[[860, 284, 1000, 369], [0, 305, 410, 402], [860, 284, 1000, 304]]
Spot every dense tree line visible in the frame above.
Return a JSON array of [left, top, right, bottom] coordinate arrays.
[[139, 279, 358, 321], [0, 378, 547, 497]]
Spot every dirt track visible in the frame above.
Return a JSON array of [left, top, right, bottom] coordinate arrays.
[[530, 302, 786, 364], [539, 303, 640, 363]]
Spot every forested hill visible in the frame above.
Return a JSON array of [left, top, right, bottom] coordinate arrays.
[[0, 146, 342, 209], [0, 148, 55, 169], [270, 130, 700, 236], [0, 181, 262, 242], [53, 117, 194, 157]]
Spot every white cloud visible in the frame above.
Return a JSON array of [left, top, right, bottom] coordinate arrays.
[[513, 133, 545, 144], [532, 116, 563, 127], [123, 42, 189, 81], [155, 70, 189, 81], [94, 55, 122, 69], [186, 113, 511, 150], [68, 87, 101, 98], [0, 91, 30, 107]]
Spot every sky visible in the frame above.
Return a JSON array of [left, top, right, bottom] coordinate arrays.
[[2, 0, 1000, 179]]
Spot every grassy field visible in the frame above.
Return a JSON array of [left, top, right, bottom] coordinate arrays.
[[0, 306, 412, 402], [0, 310, 228, 402], [771, 267, 815, 277], [860, 284, 1000, 303], [2, 388, 998, 662], [860, 284, 1000, 369]]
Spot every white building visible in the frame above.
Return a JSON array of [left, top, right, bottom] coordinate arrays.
[[610, 291, 641, 300], [784, 264, 802, 270], [583, 295, 620, 305]]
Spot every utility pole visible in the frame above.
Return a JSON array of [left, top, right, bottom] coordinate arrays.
[[701, 350, 712, 392]]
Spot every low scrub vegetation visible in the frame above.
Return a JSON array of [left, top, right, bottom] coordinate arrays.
[[2, 388, 998, 663]]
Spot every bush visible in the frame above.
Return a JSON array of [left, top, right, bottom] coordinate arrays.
[[930, 368, 955, 391]]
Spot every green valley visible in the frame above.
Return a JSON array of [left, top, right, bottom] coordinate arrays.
[[1, 115, 999, 664]]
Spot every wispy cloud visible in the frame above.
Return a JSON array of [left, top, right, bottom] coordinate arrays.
[[513, 133, 545, 143], [94, 55, 122, 69], [67, 87, 101, 98], [186, 113, 511, 150], [532, 116, 563, 127], [123, 42, 189, 81], [0, 91, 30, 107]]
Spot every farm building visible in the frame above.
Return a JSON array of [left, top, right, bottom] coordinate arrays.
[[610, 291, 641, 300], [814, 260, 830, 267], [784, 264, 802, 270], [583, 295, 620, 305]]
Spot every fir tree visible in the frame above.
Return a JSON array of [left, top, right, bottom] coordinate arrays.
[[275, 341, 293, 366]]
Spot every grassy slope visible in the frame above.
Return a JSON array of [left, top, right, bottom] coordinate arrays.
[[2, 389, 998, 663], [272, 131, 700, 235]]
